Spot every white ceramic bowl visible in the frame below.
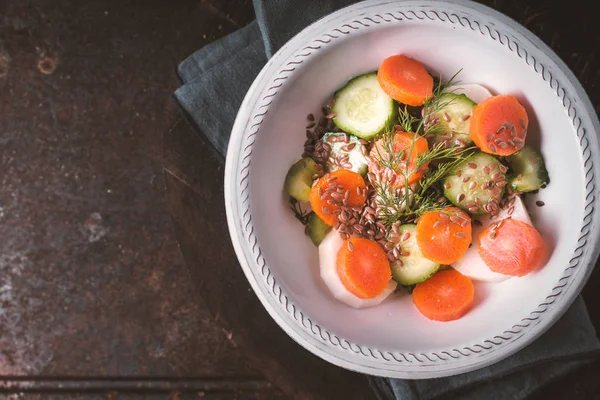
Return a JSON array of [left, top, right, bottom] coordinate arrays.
[[224, 0, 600, 378]]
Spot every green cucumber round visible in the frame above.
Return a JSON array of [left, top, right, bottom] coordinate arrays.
[[284, 158, 318, 202], [390, 224, 440, 285], [331, 73, 396, 140], [443, 152, 506, 215]]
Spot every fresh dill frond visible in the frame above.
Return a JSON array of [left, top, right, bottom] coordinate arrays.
[[413, 142, 474, 178], [418, 158, 466, 194], [413, 189, 448, 217], [397, 105, 420, 133], [289, 198, 311, 225], [367, 69, 468, 227], [370, 128, 406, 173], [373, 180, 412, 227]]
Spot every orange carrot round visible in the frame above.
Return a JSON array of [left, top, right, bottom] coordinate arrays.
[[412, 269, 474, 321], [478, 218, 547, 276], [336, 238, 391, 299], [370, 131, 429, 187], [469, 95, 529, 156], [309, 169, 367, 226], [377, 55, 433, 106], [416, 207, 472, 264]]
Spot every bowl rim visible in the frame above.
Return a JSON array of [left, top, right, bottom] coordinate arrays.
[[224, 0, 600, 378]]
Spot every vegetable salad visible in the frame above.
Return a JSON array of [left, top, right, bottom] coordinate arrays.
[[283, 54, 549, 322]]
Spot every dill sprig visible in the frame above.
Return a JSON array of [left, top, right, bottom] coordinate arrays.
[[397, 107, 420, 133], [289, 198, 311, 225], [369, 69, 471, 227], [373, 181, 412, 226], [417, 146, 474, 195], [371, 128, 406, 172]]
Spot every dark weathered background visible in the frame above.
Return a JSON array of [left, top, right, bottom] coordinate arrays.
[[0, 0, 598, 399]]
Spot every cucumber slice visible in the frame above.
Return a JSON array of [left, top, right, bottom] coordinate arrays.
[[321, 132, 368, 175], [506, 145, 549, 192], [443, 152, 506, 215], [331, 73, 396, 140], [426, 93, 475, 149], [284, 158, 318, 202], [390, 224, 440, 285], [307, 213, 331, 246]]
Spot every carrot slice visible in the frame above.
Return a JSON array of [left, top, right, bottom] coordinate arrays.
[[416, 207, 472, 264], [478, 218, 547, 276], [469, 95, 529, 156], [377, 55, 433, 106], [336, 238, 391, 299], [309, 169, 367, 226], [412, 269, 474, 321], [370, 131, 429, 188]]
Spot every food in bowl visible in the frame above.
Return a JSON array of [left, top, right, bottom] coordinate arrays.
[[283, 54, 550, 322]]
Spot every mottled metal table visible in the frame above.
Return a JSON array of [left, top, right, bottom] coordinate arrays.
[[1, 0, 599, 399]]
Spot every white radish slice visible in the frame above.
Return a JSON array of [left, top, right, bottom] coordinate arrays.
[[449, 83, 493, 104], [452, 196, 533, 282], [319, 230, 397, 309]]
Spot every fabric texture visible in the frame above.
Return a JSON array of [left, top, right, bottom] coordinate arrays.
[[173, 1, 600, 398]]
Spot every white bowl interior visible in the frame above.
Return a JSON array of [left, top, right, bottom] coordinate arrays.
[[250, 22, 584, 352]]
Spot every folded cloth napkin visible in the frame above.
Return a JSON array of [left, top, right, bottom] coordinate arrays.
[[174, 1, 600, 399]]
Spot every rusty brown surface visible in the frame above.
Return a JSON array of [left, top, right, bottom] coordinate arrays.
[[0, 0, 599, 398], [0, 0, 280, 398]]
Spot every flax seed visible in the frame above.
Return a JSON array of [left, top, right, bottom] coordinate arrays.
[[454, 232, 466, 239], [536, 200, 545, 207], [489, 143, 497, 152], [402, 232, 411, 241], [462, 176, 471, 183], [468, 162, 477, 169], [433, 220, 443, 229], [457, 193, 466, 203], [462, 114, 471, 121], [496, 125, 506, 134], [515, 141, 524, 150]]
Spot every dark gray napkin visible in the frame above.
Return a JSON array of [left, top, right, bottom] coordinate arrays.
[[173, 1, 600, 399]]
